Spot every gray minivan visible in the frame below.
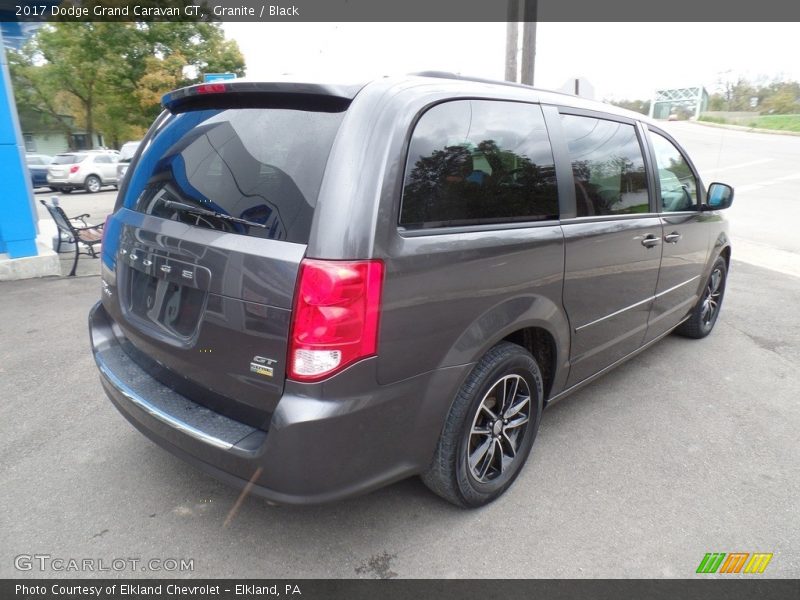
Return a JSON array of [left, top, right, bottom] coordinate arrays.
[[89, 73, 734, 507]]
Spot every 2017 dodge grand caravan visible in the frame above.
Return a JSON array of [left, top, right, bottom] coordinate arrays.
[[89, 73, 734, 507]]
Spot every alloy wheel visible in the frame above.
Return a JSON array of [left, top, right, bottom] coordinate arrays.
[[467, 374, 531, 483], [701, 267, 723, 328]]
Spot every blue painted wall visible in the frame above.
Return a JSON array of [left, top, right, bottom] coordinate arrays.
[[0, 28, 38, 258]]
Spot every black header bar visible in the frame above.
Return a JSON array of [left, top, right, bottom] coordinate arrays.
[[3, 579, 800, 600], [3, 0, 800, 23]]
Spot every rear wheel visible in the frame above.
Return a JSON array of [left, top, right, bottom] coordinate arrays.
[[84, 175, 102, 193], [422, 342, 544, 508], [676, 256, 727, 338]]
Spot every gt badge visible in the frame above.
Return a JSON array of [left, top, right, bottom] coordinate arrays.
[[250, 355, 277, 378]]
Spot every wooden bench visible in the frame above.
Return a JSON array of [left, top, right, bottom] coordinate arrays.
[[40, 199, 104, 276]]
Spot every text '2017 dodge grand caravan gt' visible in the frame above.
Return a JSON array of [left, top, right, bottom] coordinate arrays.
[[89, 74, 734, 507]]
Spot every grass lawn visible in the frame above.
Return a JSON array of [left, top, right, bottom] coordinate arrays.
[[750, 114, 800, 132], [699, 114, 800, 132]]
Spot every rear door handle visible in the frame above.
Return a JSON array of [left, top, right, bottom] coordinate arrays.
[[664, 232, 682, 244], [641, 234, 661, 248]]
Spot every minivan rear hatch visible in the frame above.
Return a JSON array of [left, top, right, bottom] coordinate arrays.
[[103, 84, 355, 428]]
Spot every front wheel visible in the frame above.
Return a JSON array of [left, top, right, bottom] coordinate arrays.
[[676, 256, 728, 338], [422, 342, 544, 508]]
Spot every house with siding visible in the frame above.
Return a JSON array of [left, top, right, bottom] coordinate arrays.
[[18, 105, 105, 155]]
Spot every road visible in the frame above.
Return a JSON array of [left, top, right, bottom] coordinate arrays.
[[663, 122, 800, 276], [2, 123, 798, 578], [1, 262, 797, 578]]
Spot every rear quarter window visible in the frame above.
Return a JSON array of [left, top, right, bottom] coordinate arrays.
[[400, 99, 559, 230], [125, 106, 345, 244]]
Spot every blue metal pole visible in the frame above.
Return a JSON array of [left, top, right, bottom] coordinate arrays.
[[0, 28, 38, 258]]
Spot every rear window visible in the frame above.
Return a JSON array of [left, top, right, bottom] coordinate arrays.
[[52, 154, 86, 165], [125, 106, 345, 244]]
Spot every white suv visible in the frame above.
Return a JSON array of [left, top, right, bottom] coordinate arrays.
[[47, 150, 120, 193]]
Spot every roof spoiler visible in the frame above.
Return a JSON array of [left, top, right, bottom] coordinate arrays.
[[161, 81, 363, 113]]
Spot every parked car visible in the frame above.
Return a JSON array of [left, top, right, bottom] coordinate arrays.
[[25, 153, 53, 188], [116, 140, 141, 182], [47, 150, 119, 193], [89, 74, 734, 507]]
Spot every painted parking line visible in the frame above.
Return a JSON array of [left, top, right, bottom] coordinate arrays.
[[702, 158, 774, 174], [736, 173, 800, 194]]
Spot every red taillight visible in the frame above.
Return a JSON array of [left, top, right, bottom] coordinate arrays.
[[69, 165, 80, 174], [196, 83, 226, 94], [288, 259, 384, 382]]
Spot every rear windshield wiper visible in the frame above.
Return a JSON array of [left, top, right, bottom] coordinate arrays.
[[163, 200, 267, 229]]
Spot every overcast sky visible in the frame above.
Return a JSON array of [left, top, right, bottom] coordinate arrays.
[[223, 22, 800, 100]]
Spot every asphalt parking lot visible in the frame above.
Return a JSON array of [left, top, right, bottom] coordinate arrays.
[[1, 258, 798, 578], [2, 123, 798, 578]]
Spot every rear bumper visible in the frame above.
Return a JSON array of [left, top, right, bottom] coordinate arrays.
[[47, 176, 76, 188], [89, 301, 469, 504]]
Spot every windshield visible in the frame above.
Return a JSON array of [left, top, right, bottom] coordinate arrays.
[[126, 105, 345, 244]]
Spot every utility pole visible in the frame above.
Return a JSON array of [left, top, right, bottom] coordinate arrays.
[[504, 1, 519, 82], [520, 0, 537, 86]]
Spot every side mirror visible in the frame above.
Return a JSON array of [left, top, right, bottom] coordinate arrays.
[[705, 182, 734, 210]]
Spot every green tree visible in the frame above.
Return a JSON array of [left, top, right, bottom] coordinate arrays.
[[607, 99, 651, 116], [706, 77, 800, 115], [726, 78, 758, 111], [708, 93, 726, 111], [9, 21, 245, 149], [760, 81, 800, 114]]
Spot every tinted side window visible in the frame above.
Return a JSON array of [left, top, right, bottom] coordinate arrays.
[[94, 155, 111, 164], [650, 131, 697, 212], [561, 114, 650, 217], [400, 100, 558, 229]]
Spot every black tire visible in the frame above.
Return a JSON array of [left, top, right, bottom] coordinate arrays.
[[84, 175, 102, 193], [422, 342, 544, 508], [675, 256, 727, 339]]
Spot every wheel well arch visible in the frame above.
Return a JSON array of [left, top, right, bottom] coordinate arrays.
[[502, 327, 558, 401], [719, 244, 731, 268], [439, 295, 570, 405]]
